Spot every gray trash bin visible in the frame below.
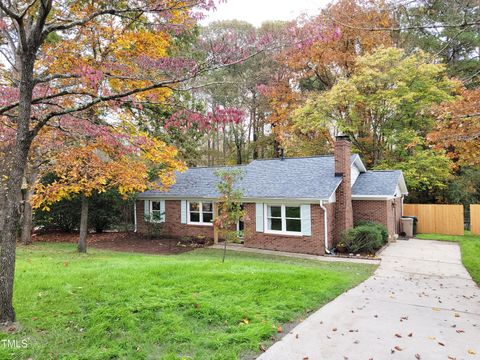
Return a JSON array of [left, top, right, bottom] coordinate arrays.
[[401, 217, 414, 238]]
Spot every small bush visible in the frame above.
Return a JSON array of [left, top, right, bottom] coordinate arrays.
[[341, 224, 384, 254], [355, 220, 389, 243]]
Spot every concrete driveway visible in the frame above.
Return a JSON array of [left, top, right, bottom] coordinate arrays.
[[258, 239, 480, 360]]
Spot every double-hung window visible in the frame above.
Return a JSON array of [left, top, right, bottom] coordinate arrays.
[[150, 201, 163, 222], [188, 201, 213, 225], [266, 204, 302, 234]]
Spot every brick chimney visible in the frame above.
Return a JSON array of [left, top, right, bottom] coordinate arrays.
[[334, 135, 353, 243]]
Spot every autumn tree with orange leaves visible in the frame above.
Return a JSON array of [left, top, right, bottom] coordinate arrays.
[[0, 0, 271, 323], [31, 131, 185, 253], [261, 0, 394, 155], [429, 88, 480, 168]]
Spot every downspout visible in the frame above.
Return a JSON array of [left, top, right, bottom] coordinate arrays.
[[320, 200, 331, 254], [134, 201, 137, 233]]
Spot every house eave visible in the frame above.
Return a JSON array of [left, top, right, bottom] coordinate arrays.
[[351, 195, 396, 200], [137, 194, 331, 204]]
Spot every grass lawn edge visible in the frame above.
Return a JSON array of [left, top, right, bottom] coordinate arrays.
[[415, 232, 480, 285]]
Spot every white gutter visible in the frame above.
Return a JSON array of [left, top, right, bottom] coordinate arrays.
[[319, 200, 331, 254], [134, 201, 137, 233]]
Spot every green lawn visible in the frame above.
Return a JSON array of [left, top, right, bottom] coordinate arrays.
[[416, 231, 480, 284], [0, 243, 376, 360]]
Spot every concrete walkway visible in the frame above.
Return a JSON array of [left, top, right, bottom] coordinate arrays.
[[258, 239, 480, 360]]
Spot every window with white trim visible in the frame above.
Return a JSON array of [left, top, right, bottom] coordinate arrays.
[[266, 204, 302, 234], [150, 201, 163, 222], [188, 201, 213, 225]]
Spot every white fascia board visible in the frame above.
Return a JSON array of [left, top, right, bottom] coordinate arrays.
[[328, 191, 336, 203], [137, 195, 218, 201], [351, 195, 394, 200], [136, 194, 330, 204], [351, 154, 367, 173], [242, 197, 329, 204], [398, 172, 409, 195]]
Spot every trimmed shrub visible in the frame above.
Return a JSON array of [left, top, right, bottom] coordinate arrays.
[[340, 224, 384, 254], [355, 220, 389, 243]]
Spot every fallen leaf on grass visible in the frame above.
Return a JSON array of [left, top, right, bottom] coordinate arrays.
[[259, 344, 266, 352], [277, 326, 283, 333]]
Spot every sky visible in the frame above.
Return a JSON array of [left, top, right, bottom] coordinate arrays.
[[201, 0, 331, 27]]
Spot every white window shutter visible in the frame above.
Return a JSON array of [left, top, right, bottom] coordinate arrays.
[[255, 203, 264, 232], [160, 200, 166, 222], [301, 204, 311, 236], [144, 200, 150, 219], [181, 200, 187, 224]]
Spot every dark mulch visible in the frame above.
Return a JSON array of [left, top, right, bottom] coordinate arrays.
[[31, 231, 209, 255]]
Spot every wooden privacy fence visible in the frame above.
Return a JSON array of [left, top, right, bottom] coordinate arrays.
[[471, 205, 480, 235], [403, 204, 464, 235]]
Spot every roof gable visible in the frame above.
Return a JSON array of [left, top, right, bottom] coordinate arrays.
[[352, 170, 407, 197]]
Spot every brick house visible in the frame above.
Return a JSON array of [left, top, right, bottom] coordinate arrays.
[[136, 136, 408, 255]]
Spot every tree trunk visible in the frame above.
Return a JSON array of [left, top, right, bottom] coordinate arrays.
[[0, 126, 31, 324], [20, 165, 39, 245], [252, 101, 258, 160], [78, 196, 89, 253], [0, 53, 36, 323], [20, 201, 33, 246]]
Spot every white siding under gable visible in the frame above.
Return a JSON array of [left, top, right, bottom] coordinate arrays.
[[394, 184, 401, 197], [351, 164, 360, 186]]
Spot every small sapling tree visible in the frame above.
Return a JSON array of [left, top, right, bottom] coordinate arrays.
[[214, 169, 245, 263]]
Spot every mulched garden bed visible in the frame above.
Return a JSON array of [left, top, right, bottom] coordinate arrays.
[[31, 231, 210, 255]]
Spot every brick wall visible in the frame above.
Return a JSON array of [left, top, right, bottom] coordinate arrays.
[[352, 199, 401, 241], [333, 138, 354, 243], [326, 203, 335, 248], [136, 198, 400, 252], [243, 203, 329, 255], [136, 200, 215, 239]]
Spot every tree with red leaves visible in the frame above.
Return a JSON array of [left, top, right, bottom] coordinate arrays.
[[0, 0, 271, 323]]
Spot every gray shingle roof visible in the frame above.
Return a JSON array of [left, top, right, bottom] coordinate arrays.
[[140, 166, 244, 198], [352, 170, 403, 197], [241, 156, 342, 199], [139, 155, 405, 200]]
